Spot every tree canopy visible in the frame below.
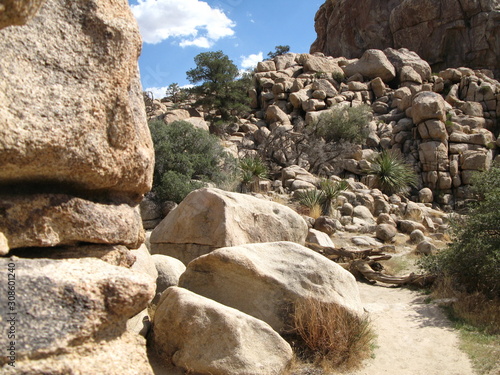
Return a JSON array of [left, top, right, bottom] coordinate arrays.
[[267, 45, 290, 59], [186, 51, 250, 121]]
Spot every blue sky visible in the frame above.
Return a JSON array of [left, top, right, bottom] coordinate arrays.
[[128, 0, 325, 99]]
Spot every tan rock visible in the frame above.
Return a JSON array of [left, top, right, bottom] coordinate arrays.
[[418, 120, 448, 142], [376, 224, 397, 242], [384, 48, 432, 82], [152, 254, 186, 304], [0, 194, 144, 252], [0, 0, 154, 197], [412, 91, 447, 124], [151, 287, 293, 375], [0, 257, 154, 373], [150, 188, 308, 265], [418, 141, 449, 171], [299, 54, 344, 77], [266, 104, 291, 126], [0, 0, 46, 29], [460, 150, 492, 170], [343, 49, 396, 82], [257, 60, 277, 72], [306, 228, 335, 248], [179, 241, 363, 333]]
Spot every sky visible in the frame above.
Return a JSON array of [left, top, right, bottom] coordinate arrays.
[[128, 0, 325, 99]]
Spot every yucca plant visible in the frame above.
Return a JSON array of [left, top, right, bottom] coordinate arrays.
[[296, 188, 325, 218], [320, 179, 349, 216], [238, 157, 269, 192], [366, 151, 417, 195]]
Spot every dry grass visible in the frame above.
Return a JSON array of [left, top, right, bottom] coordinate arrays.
[[432, 278, 500, 335], [428, 277, 500, 374], [309, 204, 323, 220], [287, 298, 375, 372]]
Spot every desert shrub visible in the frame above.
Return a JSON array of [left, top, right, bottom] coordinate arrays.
[[315, 104, 371, 144], [296, 189, 324, 219], [238, 157, 269, 192], [366, 150, 417, 195], [296, 179, 348, 217], [420, 164, 500, 298], [289, 298, 374, 371], [149, 119, 237, 203], [320, 179, 348, 216]]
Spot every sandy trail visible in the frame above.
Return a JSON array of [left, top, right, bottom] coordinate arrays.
[[346, 282, 475, 375]]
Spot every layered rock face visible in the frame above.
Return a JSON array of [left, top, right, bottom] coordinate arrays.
[[0, 0, 154, 253], [311, 0, 500, 76], [0, 1, 156, 373]]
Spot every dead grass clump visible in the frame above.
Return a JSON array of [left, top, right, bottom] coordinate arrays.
[[288, 298, 374, 372], [432, 278, 500, 335]]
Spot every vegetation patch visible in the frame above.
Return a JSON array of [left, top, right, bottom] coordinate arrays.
[[286, 298, 375, 372], [314, 104, 371, 144], [149, 119, 237, 203]]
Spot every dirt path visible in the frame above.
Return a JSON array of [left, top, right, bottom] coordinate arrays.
[[346, 282, 475, 375]]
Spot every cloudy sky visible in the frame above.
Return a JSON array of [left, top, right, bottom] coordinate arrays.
[[128, 0, 325, 99]]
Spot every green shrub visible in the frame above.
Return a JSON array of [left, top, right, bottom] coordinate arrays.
[[320, 179, 349, 216], [149, 120, 237, 203], [420, 164, 500, 298], [296, 179, 348, 216], [315, 104, 371, 144], [238, 157, 269, 192], [366, 151, 417, 195]]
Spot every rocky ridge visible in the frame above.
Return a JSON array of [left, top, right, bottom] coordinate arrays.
[[310, 0, 500, 77]]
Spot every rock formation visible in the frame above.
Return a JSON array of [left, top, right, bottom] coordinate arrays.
[[0, 0, 156, 373], [0, 0, 154, 253], [311, 0, 500, 77]]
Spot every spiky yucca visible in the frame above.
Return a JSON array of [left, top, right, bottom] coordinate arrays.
[[367, 151, 417, 195]]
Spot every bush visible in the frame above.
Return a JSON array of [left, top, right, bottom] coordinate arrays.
[[238, 157, 269, 192], [289, 298, 374, 371], [420, 164, 500, 298], [149, 120, 237, 203], [296, 179, 348, 217], [366, 150, 417, 195], [315, 104, 371, 144]]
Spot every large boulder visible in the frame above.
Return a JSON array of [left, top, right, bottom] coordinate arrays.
[[412, 92, 447, 124], [343, 49, 396, 82], [0, 194, 144, 253], [151, 287, 293, 375], [150, 188, 308, 265], [0, 257, 155, 374], [0, 0, 153, 196], [178, 241, 363, 333], [0, 0, 46, 29], [384, 48, 432, 82], [0, 0, 154, 253]]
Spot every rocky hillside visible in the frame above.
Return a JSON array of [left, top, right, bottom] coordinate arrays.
[[148, 48, 500, 210], [310, 0, 500, 77]]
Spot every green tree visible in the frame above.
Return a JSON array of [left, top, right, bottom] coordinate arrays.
[[186, 51, 251, 121], [421, 164, 500, 298], [267, 45, 290, 59], [149, 119, 237, 203], [166, 83, 181, 103]]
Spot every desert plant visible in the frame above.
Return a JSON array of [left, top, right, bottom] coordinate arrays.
[[238, 157, 269, 192], [289, 298, 374, 371], [420, 164, 500, 298], [320, 179, 349, 216], [366, 150, 417, 195], [296, 189, 324, 219], [315, 104, 372, 144], [267, 45, 290, 59], [149, 119, 237, 203]]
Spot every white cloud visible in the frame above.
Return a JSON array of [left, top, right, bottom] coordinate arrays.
[[240, 52, 263, 70], [179, 37, 211, 48], [145, 84, 194, 100], [131, 0, 235, 46]]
